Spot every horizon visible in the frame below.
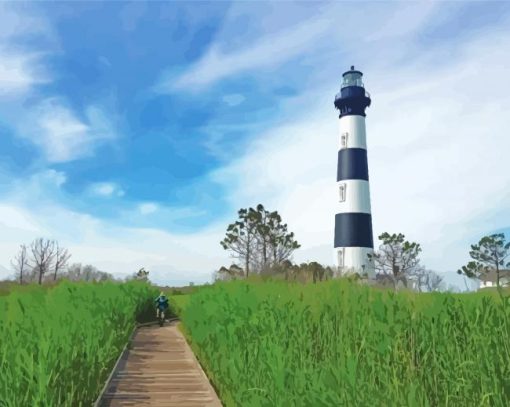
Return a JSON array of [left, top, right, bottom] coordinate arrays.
[[1, 1, 509, 290]]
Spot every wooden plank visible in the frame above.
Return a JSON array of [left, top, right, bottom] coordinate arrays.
[[96, 320, 222, 407]]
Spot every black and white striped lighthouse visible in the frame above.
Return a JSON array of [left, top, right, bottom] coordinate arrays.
[[333, 66, 375, 278]]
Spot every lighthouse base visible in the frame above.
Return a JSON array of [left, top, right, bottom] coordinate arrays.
[[334, 247, 375, 279]]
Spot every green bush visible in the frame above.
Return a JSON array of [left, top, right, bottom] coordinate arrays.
[[169, 294, 190, 317], [180, 279, 510, 406]]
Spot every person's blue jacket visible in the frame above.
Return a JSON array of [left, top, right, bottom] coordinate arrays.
[[155, 294, 169, 310]]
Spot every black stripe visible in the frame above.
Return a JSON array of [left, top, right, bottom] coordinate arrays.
[[337, 148, 369, 181], [334, 213, 374, 248]]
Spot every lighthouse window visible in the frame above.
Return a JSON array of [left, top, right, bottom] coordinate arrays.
[[339, 183, 346, 202], [341, 132, 348, 148], [337, 249, 344, 268]]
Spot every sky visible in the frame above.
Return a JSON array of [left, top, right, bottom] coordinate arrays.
[[1, 1, 509, 288]]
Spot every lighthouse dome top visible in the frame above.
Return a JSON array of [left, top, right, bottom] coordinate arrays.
[[341, 65, 364, 89]]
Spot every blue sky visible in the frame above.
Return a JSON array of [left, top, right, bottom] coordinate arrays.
[[1, 1, 510, 287]]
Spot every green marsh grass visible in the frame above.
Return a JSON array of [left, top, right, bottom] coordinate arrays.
[[0, 280, 157, 406], [180, 279, 510, 406]]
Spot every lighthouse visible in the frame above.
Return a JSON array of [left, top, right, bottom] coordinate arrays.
[[333, 66, 375, 278]]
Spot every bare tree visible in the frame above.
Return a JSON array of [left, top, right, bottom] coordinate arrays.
[[368, 232, 422, 290], [426, 271, 444, 291], [53, 243, 72, 281], [213, 264, 244, 282], [28, 265, 40, 283], [66, 263, 82, 281], [409, 267, 444, 292], [63, 263, 114, 282], [11, 244, 30, 284], [30, 238, 56, 285], [82, 264, 96, 281], [134, 267, 149, 282]]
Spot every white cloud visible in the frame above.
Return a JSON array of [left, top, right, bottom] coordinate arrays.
[[0, 48, 51, 97], [0, 205, 43, 233], [139, 202, 158, 215], [40, 169, 67, 188], [0, 3, 55, 97], [35, 100, 90, 161], [89, 182, 125, 197], [13, 98, 119, 163], [6, 170, 67, 205]]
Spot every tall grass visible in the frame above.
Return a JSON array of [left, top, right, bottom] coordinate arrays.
[[180, 279, 510, 406], [0, 280, 157, 406]]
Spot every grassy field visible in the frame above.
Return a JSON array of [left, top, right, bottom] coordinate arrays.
[[178, 279, 510, 406], [168, 292, 190, 316], [0, 280, 157, 406]]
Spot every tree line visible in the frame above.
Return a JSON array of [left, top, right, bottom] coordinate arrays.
[[10, 237, 121, 284], [347, 231, 510, 291], [217, 204, 446, 290], [11, 238, 73, 284], [218, 204, 510, 291], [7, 236, 160, 286]]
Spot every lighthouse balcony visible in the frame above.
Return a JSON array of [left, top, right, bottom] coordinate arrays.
[[334, 86, 371, 117]]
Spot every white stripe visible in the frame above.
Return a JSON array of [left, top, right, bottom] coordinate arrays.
[[338, 115, 367, 150], [333, 247, 375, 277], [335, 180, 372, 214]]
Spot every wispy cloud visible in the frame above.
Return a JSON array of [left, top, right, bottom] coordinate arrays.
[[0, 48, 51, 97], [0, 4, 119, 164], [0, 3, 54, 97], [138, 202, 158, 215], [89, 182, 125, 198], [15, 98, 119, 163], [158, 15, 332, 92], [0, 204, 43, 233], [199, 122, 262, 160], [7, 169, 67, 205], [365, 1, 441, 42], [0, 2, 54, 42], [157, 2, 443, 94]]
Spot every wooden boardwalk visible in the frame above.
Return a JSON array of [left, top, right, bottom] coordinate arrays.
[[97, 320, 222, 407]]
